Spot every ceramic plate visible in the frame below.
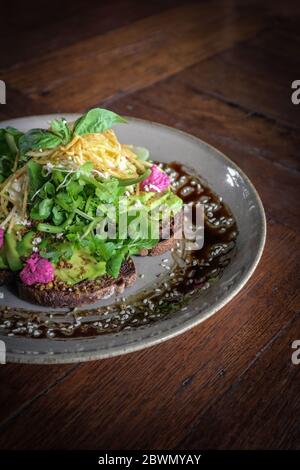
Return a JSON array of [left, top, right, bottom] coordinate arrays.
[[0, 115, 266, 363]]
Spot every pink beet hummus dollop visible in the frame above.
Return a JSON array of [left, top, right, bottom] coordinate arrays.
[[140, 165, 170, 192], [20, 253, 55, 286], [0, 228, 4, 249]]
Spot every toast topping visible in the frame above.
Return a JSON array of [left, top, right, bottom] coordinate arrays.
[[20, 253, 54, 286], [140, 164, 170, 192]]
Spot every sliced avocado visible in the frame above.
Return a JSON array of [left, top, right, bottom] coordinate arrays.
[[132, 145, 150, 161], [55, 249, 106, 285], [17, 231, 35, 257], [4, 231, 23, 271]]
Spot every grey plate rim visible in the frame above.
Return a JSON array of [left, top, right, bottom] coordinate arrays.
[[0, 115, 266, 364]]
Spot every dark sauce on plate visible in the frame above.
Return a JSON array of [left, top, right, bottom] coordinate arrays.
[[0, 162, 238, 339]]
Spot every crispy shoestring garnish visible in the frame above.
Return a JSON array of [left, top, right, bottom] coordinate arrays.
[[34, 130, 150, 179], [0, 130, 151, 229]]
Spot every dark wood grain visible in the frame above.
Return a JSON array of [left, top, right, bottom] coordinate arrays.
[[0, 0, 188, 69], [0, 1, 266, 114], [0, 0, 299, 451], [177, 27, 300, 129], [0, 221, 299, 450], [110, 75, 300, 230]]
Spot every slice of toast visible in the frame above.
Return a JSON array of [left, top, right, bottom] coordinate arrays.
[[139, 233, 177, 257], [140, 213, 182, 256], [18, 258, 137, 308]]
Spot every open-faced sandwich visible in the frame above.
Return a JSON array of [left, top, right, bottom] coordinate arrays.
[[0, 108, 183, 307]]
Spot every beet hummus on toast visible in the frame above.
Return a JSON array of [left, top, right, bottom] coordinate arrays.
[[0, 108, 183, 307]]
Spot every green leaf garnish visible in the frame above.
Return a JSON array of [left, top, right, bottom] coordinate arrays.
[[50, 118, 71, 145], [74, 108, 126, 136], [19, 129, 62, 155]]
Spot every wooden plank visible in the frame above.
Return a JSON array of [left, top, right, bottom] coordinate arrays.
[[180, 311, 300, 449], [0, 0, 187, 69], [0, 364, 78, 426], [0, 89, 42, 121], [0, 2, 266, 112], [0, 221, 298, 449], [110, 76, 300, 230], [172, 26, 300, 128]]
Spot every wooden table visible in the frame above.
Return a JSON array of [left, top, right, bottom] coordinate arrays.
[[0, 0, 299, 450]]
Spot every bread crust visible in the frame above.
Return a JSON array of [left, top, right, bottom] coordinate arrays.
[[140, 233, 177, 257], [18, 259, 137, 308], [140, 213, 182, 256]]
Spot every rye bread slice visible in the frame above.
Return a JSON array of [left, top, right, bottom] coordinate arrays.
[[140, 213, 182, 257], [18, 258, 137, 308], [139, 233, 177, 257], [0, 269, 14, 285]]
